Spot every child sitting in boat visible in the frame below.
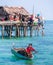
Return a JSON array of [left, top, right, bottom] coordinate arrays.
[[13, 43, 37, 58], [26, 43, 37, 58]]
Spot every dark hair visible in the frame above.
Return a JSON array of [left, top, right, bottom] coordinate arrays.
[[29, 43, 32, 46]]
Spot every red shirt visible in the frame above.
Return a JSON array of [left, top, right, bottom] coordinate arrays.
[[9, 16, 14, 21], [26, 46, 35, 54], [2, 18, 5, 21]]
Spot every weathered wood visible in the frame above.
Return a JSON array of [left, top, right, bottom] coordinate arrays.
[[24, 26, 27, 37], [16, 25, 20, 37], [23, 21, 27, 37], [42, 27, 44, 36], [10, 25, 12, 38], [30, 26, 33, 37], [0, 21, 43, 38], [2, 25, 4, 39]]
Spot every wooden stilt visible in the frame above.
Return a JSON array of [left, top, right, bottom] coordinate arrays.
[[24, 26, 27, 37], [2, 25, 4, 39], [42, 27, 44, 36], [30, 26, 32, 37], [16, 26, 20, 37], [10, 25, 12, 38], [36, 25, 39, 36], [20, 26, 23, 36], [16, 26, 17, 37]]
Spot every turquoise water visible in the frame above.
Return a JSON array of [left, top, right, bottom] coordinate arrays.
[[0, 20, 53, 65]]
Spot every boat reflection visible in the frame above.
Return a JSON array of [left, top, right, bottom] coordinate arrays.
[[25, 60, 33, 65]]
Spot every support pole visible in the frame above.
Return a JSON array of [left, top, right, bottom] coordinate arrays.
[[42, 27, 44, 36], [2, 25, 4, 39], [30, 25, 33, 37], [24, 26, 27, 37], [10, 25, 12, 38], [16, 25, 20, 37]]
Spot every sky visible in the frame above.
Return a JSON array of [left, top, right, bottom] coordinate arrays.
[[0, 0, 53, 20]]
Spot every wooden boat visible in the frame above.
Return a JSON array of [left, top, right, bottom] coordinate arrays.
[[11, 48, 33, 60]]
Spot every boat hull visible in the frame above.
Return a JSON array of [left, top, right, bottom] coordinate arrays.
[[11, 48, 32, 60]]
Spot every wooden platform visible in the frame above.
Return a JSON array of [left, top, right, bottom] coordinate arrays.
[[0, 21, 44, 38]]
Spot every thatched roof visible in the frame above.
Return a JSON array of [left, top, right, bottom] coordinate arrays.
[[0, 6, 30, 16]]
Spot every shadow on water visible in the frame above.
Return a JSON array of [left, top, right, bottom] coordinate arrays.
[[11, 55, 24, 61], [25, 60, 33, 65], [11, 55, 34, 65]]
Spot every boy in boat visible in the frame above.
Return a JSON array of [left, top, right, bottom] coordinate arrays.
[[13, 43, 37, 58], [26, 44, 37, 58]]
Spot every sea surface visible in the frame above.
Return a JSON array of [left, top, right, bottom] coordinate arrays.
[[0, 20, 53, 65]]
